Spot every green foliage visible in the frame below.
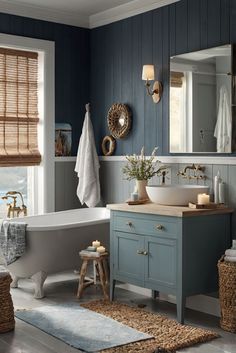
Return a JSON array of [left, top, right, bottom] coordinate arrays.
[[122, 147, 163, 181]]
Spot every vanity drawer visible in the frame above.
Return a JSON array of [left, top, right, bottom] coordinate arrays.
[[113, 214, 177, 237]]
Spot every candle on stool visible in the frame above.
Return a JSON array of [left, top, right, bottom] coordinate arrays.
[[197, 193, 210, 205], [92, 240, 100, 248], [97, 246, 106, 253]]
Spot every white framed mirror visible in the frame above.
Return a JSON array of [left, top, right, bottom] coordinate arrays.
[[169, 44, 232, 154]]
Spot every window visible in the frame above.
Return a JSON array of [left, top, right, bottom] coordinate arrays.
[[0, 167, 33, 219], [0, 33, 55, 215], [170, 72, 187, 153], [0, 48, 41, 166]]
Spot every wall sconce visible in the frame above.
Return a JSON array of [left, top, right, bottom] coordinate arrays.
[[142, 65, 162, 103]]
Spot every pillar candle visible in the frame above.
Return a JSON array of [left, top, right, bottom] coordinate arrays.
[[197, 193, 210, 205], [92, 240, 100, 248], [97, 246, 106, 253]]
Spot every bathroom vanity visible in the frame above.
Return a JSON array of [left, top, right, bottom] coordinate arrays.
[[107, 203, 233, 323]]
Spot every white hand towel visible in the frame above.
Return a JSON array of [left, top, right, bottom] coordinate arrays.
[[214, 85, 232, 153], [0, 220, 7, 266], [225, 249, 236, 257], [75, 104, 100, 208], [0, 248, 6, 266], [225, 256, 236, 262]]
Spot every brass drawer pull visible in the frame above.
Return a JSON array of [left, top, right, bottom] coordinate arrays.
[[126, 221, 133, 227], [156, 224, 164, 231], [137, 250, 148, 256]]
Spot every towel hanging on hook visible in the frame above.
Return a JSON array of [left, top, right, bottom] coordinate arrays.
[[75, 103, 100, 208]]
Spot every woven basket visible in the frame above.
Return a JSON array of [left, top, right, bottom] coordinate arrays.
[[218, 255, 236, 333], [0, 272, 15, 333]]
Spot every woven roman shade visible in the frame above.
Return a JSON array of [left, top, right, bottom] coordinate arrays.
[[0, 48, 41, 166], [170, 71, 184, 88]]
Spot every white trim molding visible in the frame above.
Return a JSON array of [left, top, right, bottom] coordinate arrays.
[[99, 155, 236, 165], [90, 0, 180, 28], [0, 0, 89, 28], [53, 155, 236, 165], [0, 0, 180, 29], [55, 157, 76, 163]]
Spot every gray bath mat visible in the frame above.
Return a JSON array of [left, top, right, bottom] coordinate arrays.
[[15, 303, 152, 352]]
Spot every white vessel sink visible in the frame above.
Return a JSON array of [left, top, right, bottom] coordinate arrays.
[[146, 185, 209, 206]]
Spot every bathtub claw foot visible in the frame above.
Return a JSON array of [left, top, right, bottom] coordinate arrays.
[[11, 275, 19, 288], [31, 271, 47, 299]]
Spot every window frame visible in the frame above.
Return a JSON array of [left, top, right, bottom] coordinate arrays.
[[0, 33, 55, 214]]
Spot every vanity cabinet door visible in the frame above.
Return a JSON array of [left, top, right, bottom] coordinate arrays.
[[144, 236, 177, 289], [113, 231, 145, 286]]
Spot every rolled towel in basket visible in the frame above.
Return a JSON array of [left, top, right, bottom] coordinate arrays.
[[225, 249, 236, 257], [224, 255, 236, 262]]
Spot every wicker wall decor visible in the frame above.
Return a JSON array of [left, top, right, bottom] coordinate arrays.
[[107, 103, 132, 139], [218, 256, 236, 333], [102, 135, 116, 156]]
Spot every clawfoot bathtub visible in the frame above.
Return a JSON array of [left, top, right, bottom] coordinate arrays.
[[8, 208, 110, 298]]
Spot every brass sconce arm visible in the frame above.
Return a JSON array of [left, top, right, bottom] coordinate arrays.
[[145, 80, 159, 96], [142, 65, 163, 103]]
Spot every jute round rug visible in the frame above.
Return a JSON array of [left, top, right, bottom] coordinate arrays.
[[81, 300, 219, 353]]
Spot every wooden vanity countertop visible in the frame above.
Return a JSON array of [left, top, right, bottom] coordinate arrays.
[[106, 202, 234, 218]]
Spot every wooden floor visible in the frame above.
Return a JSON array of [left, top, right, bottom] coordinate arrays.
[[0, 272, 235, 353]]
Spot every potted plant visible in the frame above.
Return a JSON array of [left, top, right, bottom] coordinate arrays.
[[122, 147, 166, 200]]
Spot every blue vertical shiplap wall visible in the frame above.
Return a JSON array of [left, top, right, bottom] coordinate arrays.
[[0, 12, 90, 155], [90, 0, 233, 156]]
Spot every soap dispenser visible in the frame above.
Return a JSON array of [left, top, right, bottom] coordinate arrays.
[[219, 181, 226, 204], [214, 171, 221, 204]]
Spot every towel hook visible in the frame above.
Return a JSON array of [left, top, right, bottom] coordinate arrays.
[[85, 103, 90, 112]]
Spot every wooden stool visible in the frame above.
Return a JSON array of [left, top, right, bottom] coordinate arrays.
[[0, 268, 15, 333], [77, 253, 109, 300]]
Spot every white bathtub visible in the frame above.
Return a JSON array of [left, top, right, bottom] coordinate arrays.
[[8, 208, 110, 298]]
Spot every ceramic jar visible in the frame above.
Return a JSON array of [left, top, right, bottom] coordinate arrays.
[[136, 180, 149, 200]]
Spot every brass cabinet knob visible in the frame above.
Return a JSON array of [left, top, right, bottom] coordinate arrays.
[[156, 224, 164, 230], [126, 221, 133, 227]]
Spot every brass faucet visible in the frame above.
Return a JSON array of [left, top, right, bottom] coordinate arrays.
[[1, 191, 27, 218], [156, 165, 170, 185], [177, 164, 206, 180]]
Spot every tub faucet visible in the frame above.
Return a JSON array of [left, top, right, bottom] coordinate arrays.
[[1, 191, 27, 218]]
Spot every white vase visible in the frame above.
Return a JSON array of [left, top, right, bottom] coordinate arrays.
[[136, 180, 148, 200]]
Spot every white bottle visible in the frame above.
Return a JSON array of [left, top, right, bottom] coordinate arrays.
[[219, 182, 226, 204], [232, 240, 236, 249], [214, 171, 221, 204]]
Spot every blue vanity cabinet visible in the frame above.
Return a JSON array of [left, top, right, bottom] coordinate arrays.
[[109, 207, 232, 324]]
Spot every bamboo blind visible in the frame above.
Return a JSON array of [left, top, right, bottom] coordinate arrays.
[[0, 48, 41, 166], [170, 71, 184, 88]]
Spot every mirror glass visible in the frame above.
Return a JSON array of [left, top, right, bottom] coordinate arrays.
[[169, 44, 232, 153], [118, 115, 125, 127]]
